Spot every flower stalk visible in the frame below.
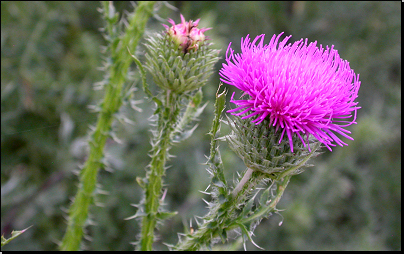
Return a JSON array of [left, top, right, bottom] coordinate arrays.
[[139, 91, 181, 251], [174, 168, 290, 251], [231, 168, 253, 198], [59, 1, 155, 250], [134, 14, 219, 250]]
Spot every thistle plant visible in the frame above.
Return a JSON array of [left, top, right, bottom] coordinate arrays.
[[174, 33, 361, 250], [53, 4, 360, 250], [129, 14, 219, 251]]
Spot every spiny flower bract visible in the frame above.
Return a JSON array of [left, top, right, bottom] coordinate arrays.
[[220, 33, 361, 152]]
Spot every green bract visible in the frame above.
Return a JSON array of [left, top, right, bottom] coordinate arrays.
[[145, 32, 219, 94], [225, 113, 322, 177]]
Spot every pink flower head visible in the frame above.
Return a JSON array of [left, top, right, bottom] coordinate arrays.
[[220, 33, 361, 152], [162, 14, 211, 53]]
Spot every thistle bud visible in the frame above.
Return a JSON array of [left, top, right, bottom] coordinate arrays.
[[145, 14, 219, 94]]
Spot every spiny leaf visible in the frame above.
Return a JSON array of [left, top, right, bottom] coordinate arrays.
[[241, 197, 255, 218], [1, 225, 32, 247], [172, 124, 199, 143], [124, 209, 147, 221], [218, 229, 227, 244], [156, 211, 178, 220], [236, 222, 264, 250], [136, 177, 146, 189], [211, 176, 225, 188], [259, 188, 270, 206]]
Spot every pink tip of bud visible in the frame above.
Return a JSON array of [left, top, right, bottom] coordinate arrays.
[[163, 14, 210, 53]]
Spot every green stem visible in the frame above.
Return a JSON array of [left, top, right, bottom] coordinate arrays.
[[175, 170, 291, 251], [60, 2, 155, 250], [231, 168, 254, 198], [60, 99, 116, 251], [174, 169, 265, 251], [139, 91, 180, 251]]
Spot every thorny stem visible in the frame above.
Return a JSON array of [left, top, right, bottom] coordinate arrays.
[[139, 91, 180, 251], [232, 168, 254, 198], [174, 169, 264, 251], [59, 2, 155, 250], [175, 169, 292, 251]]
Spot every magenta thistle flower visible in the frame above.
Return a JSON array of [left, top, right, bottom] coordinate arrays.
[[162, 14, 211, 53], [220, 33, 361, 152]]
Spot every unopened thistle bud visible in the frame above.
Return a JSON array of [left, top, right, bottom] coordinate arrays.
[[164, 14, 208, 53], [144, 14, 219, 94]]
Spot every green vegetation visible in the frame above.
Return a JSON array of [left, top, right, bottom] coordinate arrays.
[[1, 1, 400, 251]]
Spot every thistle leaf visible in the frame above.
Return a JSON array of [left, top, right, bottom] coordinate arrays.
[[156, 211, 178, 220], [1, 225, 32, 247], [241, 197, 255, 218], [259, 188, 270, 206]]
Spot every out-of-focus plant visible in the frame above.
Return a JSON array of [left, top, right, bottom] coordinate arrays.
[[59, 1, 155, 250]]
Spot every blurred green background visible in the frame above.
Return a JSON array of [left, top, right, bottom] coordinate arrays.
[[1, 1, 401, 251]]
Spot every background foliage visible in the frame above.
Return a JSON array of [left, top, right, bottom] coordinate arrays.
[[1, 1, 401, 251]]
